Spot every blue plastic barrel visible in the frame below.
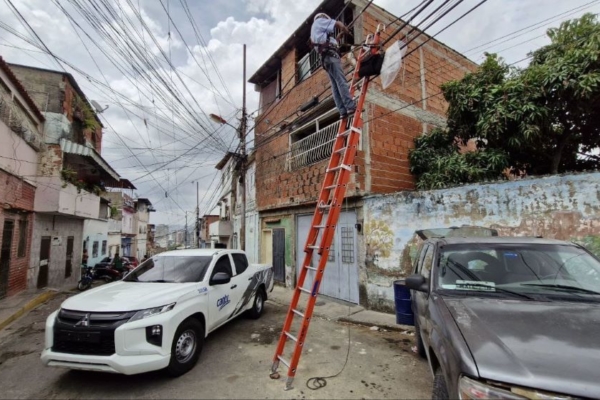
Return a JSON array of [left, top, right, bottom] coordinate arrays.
[[394, 279, 414, 326]]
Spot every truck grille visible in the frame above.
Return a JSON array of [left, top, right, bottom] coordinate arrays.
[[52, 309, 136, 356]]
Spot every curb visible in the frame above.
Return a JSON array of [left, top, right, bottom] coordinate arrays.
[[268, 298, 414, 333], [0, 290, 58, 331], [337, 316, 415, 333]]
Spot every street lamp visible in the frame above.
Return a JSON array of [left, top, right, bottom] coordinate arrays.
[[210, 113, 237, 131]]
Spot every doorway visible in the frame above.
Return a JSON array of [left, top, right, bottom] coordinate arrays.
[[37, 236, 51, 289], [0, 220, 15, 299], [273, 228, 285, 283], [65, 236, 74, 278]]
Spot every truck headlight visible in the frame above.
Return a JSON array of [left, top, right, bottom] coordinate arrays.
[[459, 376, 571, 400], [129, 303, 175, 322]]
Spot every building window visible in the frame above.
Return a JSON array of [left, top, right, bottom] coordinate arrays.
[[259, 69, 281, 114], [288, 108, 354, 170], [341, 226, 354, 264], [297, 49, 320, 83], [101, 240, 107, 255], [17, 219, 27, 258], [296, 6, 354, 84], [92, 241, 99, 258]]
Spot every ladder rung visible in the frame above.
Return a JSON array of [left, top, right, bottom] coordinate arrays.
[[325, 184, 337, 190], [328, 164, 352, 172], [333, 147, 347, 154], [338, 129, 351, 137], [277, 355, 290, 369], [313, 224, 326, 229], [292, 308, 305, 318], [318, 203, 331, 209], [350, 126, 362, 134], [305, 265, 317, 271], [307, 245, 321, 250], [298, 286, 311, 295], [284, 331, 298, 342]]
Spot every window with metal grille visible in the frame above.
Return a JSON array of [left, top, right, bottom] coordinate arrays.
[[288, 109, 355, 170], [101, 240, 107, 255], [341, 226, 354, 263], [92, 241, 99, 258]]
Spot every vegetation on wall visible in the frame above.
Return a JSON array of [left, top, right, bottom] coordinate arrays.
[[60, 167, 105, 195], [73, 96, 99, 131], [410, 13, 600, 189]]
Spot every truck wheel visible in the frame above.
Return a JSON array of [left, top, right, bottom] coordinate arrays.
[[166, 318, 204, 377], [248, 288, 265, 319], [414, 320, 426, 359], [432, 367, 449, 400]]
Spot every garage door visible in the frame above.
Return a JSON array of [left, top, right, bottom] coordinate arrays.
[[296, 210, 359, 303]]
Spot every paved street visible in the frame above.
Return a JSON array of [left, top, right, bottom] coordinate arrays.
[[0, 294, 431, 399]]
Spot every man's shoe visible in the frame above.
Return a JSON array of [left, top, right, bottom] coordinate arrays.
[[347, 108, 357, 116], [339, 112, 348, 120]]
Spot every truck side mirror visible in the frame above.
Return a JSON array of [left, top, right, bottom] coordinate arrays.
[[210, 272, 231, 286], [405, 274, 429, 293]]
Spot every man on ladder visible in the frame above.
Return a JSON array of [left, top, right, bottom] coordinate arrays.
[[311, 13, 355, 120]]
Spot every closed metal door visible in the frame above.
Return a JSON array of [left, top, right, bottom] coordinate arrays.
[[0, 220, 15, 299], [37, 236, 51, 289], [273, 228, 285, 283], [296, 211, 359, 303], [65, 236, 74, 278]]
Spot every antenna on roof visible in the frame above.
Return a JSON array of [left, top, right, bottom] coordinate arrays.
[[91, 100, 109, 114]]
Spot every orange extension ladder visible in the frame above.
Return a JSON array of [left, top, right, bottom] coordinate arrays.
[[269, 25, 384, 390]]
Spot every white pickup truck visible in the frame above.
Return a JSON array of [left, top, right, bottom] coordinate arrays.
[[41, 249, 273, 376]]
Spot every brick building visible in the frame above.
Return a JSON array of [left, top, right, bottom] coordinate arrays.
[[0, 57, 44, 299], [9, 63, 123, 291], [250, 0, 477, 305]]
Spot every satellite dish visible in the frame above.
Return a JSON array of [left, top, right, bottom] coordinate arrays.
[[91, 100, 109, 113]]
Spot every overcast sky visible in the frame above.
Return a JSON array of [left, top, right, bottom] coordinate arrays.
[[1, 0, 599, 227]]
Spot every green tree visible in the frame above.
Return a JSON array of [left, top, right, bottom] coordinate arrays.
[[410, 13, 600, 189]]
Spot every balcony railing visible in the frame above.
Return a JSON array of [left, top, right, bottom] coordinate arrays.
[[0, 86, 42, 150], [288, 117, 354, 170]]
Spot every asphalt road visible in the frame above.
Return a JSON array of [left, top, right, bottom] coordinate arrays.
[[0, 293, 432, 399]]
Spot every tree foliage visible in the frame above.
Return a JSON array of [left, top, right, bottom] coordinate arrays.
[[410, 13, 600, 189]]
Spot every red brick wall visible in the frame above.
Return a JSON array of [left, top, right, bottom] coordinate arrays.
[[255, 3, 478, 211], [0, 168, 35, 297]]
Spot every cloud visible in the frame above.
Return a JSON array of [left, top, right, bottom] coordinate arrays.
[[1, 0, 599, 227]]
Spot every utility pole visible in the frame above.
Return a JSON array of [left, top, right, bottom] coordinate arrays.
[[240, 43, 247, 251], [196, 181, 200, 248]]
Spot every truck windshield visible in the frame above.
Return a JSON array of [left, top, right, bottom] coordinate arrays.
[[123, 256, 212, 283], [437, 244, 600, 297]]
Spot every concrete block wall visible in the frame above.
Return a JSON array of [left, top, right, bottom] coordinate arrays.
[[361, 172, 600, 312], [28, 214, 83, 291]]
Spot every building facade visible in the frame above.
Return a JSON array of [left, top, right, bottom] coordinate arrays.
[[132, 198, 153, 261], [250, 0, 477, 304], [9, 63, 123, 290], [0, 57, 44, 299]]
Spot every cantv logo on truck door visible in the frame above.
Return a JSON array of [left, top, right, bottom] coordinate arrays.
[[217, 294, 230, 311]]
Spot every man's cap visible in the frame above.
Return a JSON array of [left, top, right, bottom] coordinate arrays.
[[314, 12, 330, 21]]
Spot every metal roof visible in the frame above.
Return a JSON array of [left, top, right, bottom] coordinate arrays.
[[60, 138, 120, 182]]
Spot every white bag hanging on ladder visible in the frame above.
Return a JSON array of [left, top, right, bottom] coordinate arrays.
[[380, 40, 407, 90]]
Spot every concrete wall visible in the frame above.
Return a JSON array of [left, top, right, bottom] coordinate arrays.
[[107, 232, 121, 257], [0, 122, 38, 182], [28, 214, 83, 290], [362, 172, 600, 312], [83, 219, 108, 266], [35, 176, 100, 218]]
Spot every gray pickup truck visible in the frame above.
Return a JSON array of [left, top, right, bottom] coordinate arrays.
[[405, 235, 600, 399]]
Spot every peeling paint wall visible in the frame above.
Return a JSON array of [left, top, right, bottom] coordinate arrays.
[[363, 172, 600, 311]]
